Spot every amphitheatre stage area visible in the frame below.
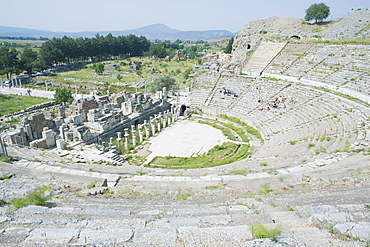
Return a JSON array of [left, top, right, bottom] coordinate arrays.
[[1, 8, 370, 246]]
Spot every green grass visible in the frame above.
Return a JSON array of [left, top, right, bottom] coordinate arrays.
[[44, 57, 197, 94], [10, 185, 52, 210], [5, 118, 20, 124], [288, 140, 298, 145], [149, 142, 251, 169], [0, 156, 11, 163], [307, 143, 315, 149], [355, 23, 370, 36], [86, 182, 96, 189], [229, 169, 248, 175], [315, 146, 326, 154], [218, 115, 263, 143], [250, 223, 282, 241], [221, 122, 249, 142], [319, 134, 326, 142], [175, 189, 194, 200], [198, 120, 237, 141], [0, 94, 50, 116], [258, 183, 273, 195], [198, 118, 250, 142]]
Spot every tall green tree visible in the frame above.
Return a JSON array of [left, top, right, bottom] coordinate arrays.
[[0, 47, 20, 79], [225, 37, 234, 54], [20, 47, 39, 75], [305, 2, 330, 23], [150, 76, 176, 93], [92, 63, 105, 75], [54, 88, 73, 105], [148, 43, 167, 58]]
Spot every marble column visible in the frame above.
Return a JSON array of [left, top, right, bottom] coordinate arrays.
[[157, 119, 161, 132], [151, 120, 156, 136], [124, 128, 129, 150], [138, 125, 144, 143], [132, 129, 136, 146], [144, 120, 150, 139], [117, 132, 122, 146]]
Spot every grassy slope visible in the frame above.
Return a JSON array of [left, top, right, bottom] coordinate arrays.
[[0, 94, 49, 116]]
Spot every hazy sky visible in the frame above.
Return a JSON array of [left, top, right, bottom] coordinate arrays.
[[0, 0, 368, 33]]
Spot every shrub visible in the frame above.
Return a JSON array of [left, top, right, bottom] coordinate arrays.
[[175, 189, 194, 200], [11, 185, 52, 210], [307, 143, 315, 149], [250, 223, 282, 241], [229, 169, 248, 175], [86, 182, 96, 189], [315, 146, 326, 154], [0, 156, 11, 163], [259, 183, 273, 195]]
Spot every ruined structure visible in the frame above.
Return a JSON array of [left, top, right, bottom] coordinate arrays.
[[1, 89, 174, 150]]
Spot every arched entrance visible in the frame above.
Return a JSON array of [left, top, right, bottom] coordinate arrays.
[[179, 105, 187, 116]]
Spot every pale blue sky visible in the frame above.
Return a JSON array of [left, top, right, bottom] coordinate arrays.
[[0, 0, 368, 33]]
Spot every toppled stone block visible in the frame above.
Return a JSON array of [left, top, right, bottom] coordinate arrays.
[[133, 228, 177, 245], [23, 228, 80, 245], [310, 212, 354, 227], [334, 222, 370, 243], [30, 139, 47, 149], [177, 225, 253, 246], [56, 139, 67, 150], [77, 228, 133, 245]]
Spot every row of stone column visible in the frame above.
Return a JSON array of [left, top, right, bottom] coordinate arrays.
[[107, 108, 179, 152]]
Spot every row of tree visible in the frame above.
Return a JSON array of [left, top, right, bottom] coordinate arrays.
[[0, 36, 49, 41], [39, 34, 150, 66], [0, 34, 151, 79]]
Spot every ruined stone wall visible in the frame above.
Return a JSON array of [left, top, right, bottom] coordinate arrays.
[[66, 98, 97, 118], [87, 102, 171, 144], [25, 113, 54, 140]]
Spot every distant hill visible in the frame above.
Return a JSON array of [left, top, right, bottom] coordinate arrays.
[[0, 24, 234, 41]]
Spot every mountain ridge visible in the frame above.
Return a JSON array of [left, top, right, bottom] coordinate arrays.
[[0, 23, 234, 41]]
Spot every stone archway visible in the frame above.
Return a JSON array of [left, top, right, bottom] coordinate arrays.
[[179, 105, 187, 116]]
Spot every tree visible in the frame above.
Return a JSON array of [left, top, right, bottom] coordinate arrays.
[[305, 2, 330, 23], [92, 63, 105, 75], [150, 76, 176, 93], [20, 47, 39, 75], [148, 43, 167, 58], [0, 47, 20, 79], [225, 37, 234, 54], [54, 88, 73, 105]]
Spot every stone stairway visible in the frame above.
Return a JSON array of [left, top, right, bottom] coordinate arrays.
[[110, 154, 126, 165], [242, 41, 287, 75]]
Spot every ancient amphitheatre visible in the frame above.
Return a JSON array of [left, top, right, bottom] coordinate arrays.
[[0, 8, 370, 246]]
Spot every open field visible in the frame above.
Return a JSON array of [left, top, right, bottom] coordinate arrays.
[[31, 57, 198, 95], [0, 94, 49, 116]]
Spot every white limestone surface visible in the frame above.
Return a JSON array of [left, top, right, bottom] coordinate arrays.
[[145, 120, 228, 163]]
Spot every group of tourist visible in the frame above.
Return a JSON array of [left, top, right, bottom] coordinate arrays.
[[219, 87, 239, 97], [258, 96, 295, 111]]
